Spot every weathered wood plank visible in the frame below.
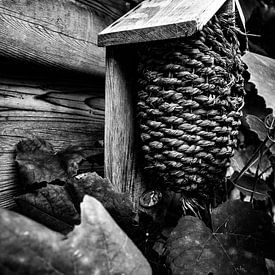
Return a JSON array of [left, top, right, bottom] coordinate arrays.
[[98, 0, 230, 46], [242, 52, 275, 112], [76, 0, 127, 20], [0, 70, 105, 209], [105, 46, 145, 208], [0, 0, 125, 75]]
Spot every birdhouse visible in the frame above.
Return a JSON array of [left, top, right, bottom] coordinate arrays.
[[98, 0, 247, 207]]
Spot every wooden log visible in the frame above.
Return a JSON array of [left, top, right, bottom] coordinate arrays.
[[0, 0, 126, 76], [105, 46, 145, 208], [0, 71, 105, 209], [76, 0, 128, 20], [98, 0, 233, 46]]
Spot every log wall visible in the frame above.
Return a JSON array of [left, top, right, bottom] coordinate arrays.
[[0, 59, 105, 208], [0, 0, 129, 208]]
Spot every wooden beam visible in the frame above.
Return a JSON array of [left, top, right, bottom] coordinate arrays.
[[0, 0, 126, 76], [105, 46, 145, 208], [98, 0, 230, 46], [76, 0, 128, 20]]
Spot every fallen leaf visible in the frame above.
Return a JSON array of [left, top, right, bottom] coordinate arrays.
[[15, 184, 80, 233], [166, 200, 274, 274], [166, 216, 267, 275], [16, 137, 87, 186], [211, 200, 272, 234], [0, 196, 152, 275], [16, 137, 67, 185], [68, 172, 135, 231], [63, 196, 152, 275], [57, 146, 86, 177], [0, 205, 72, 274]]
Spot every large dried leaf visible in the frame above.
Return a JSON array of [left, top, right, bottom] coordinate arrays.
[[0, 196, 152, 275], [166, 200, 274, 274], [63, 196, 152, 275], [15, 184, 80, 233], [16, 137, 85, 186]]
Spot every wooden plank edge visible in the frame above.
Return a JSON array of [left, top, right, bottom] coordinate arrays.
[[98, 20, 197, 47]]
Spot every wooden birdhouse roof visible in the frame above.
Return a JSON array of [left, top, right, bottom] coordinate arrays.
[[98, 0, 245, 47]]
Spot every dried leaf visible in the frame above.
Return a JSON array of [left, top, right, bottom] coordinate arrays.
[[166, 216, 267, 275], [16, 137, 67, 185], [15, 184, 80, 233], [16, 137, 86, 186], [0, 196, 152, 275], [166, 200, 274, 274], [68, 172, 134, 231], [212, 200, 275, 260], [57, 146, 86, 177], [232, 173, 271, 201], [63, 196, 152, 275], [0, 206, 72, 274], [212, 200, 272, 233]]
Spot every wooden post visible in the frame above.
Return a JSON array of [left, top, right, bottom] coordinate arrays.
[[105, 46, 144, 207]]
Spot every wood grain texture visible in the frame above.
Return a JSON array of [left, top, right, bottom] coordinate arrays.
[[98, 0, 229, 46], [242, 51, 275, 112], [76, 0, 128, 20], [0, 68, 105, 209], [0, 0, 126, 76], [105, 46, 145, 208]]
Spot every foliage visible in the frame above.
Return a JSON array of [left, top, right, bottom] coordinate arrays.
[[15, 137, 85, 186], [166, 200, 274, 275], [0, 196, 151, 275]]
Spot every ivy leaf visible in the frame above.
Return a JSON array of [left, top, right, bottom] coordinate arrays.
[[242, 52, 275, 114], [230, 145, 272, 178], [166, 200, 274, 274], [246, 115, 268, 142], [232, 173, 271, 201], [0, 196, 152, 275], [246, 114, 275, 156], [15, 184, 80, 234]]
